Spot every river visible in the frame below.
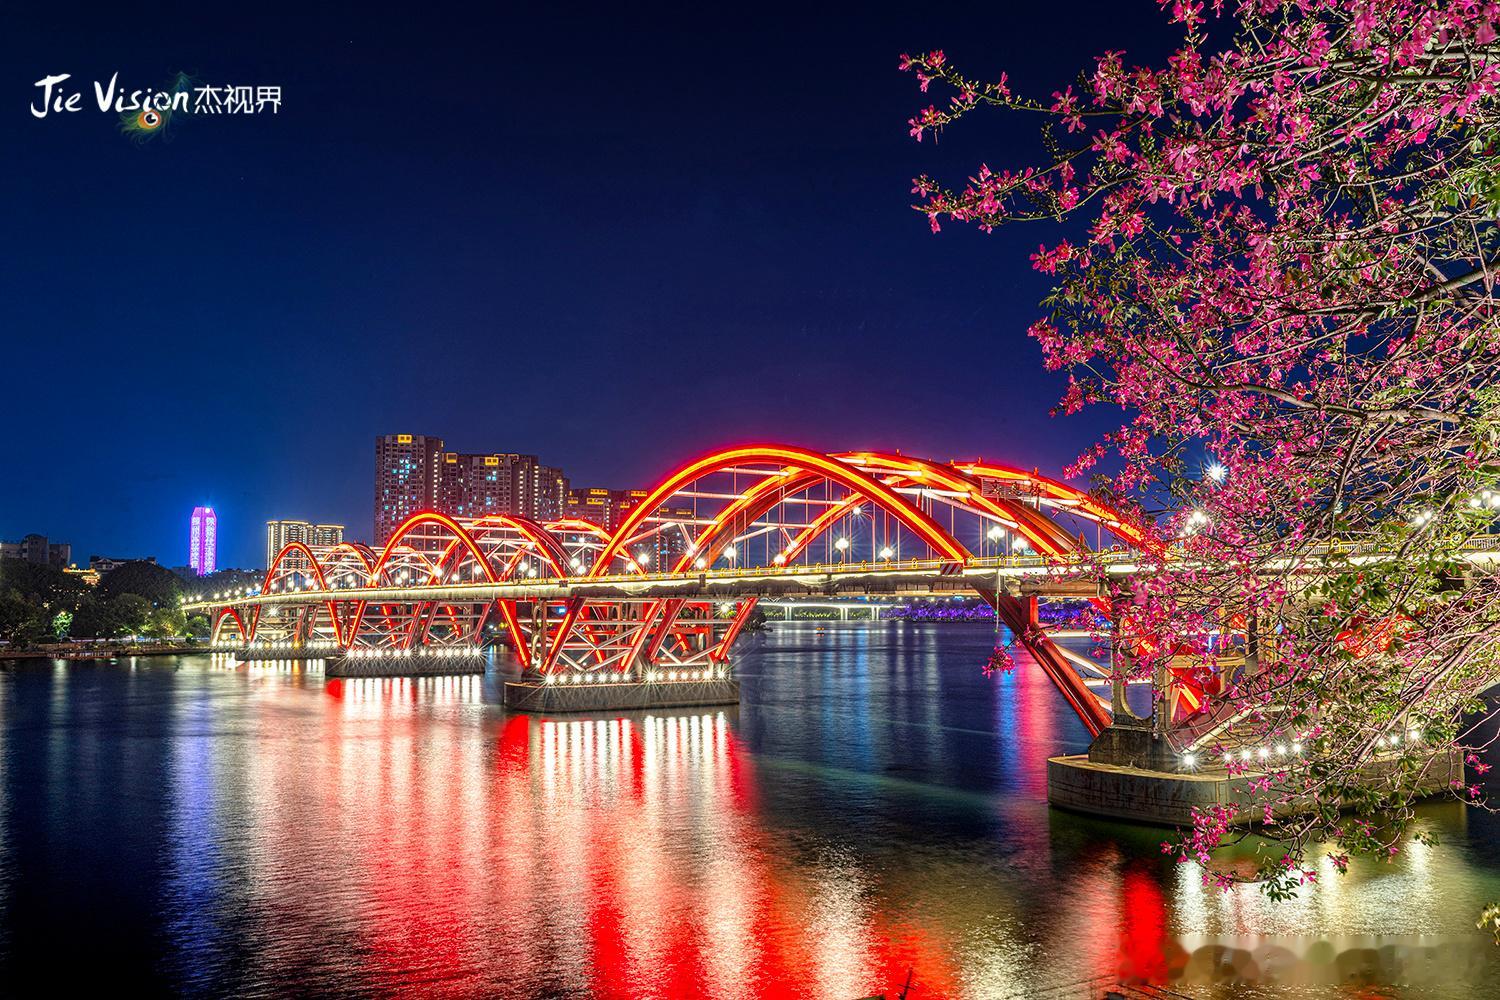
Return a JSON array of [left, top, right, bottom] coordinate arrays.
[[0, 622, 1496, 997]]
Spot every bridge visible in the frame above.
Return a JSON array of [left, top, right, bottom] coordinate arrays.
[[190, 444, 1157, 733]]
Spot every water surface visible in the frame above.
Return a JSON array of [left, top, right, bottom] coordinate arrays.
[[0, 622, 1495, 997]]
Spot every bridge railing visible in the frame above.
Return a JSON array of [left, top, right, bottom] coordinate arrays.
[[182, 549, 1152, 611]]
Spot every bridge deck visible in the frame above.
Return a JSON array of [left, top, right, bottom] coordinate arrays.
[[183, 554, 1131, 611]]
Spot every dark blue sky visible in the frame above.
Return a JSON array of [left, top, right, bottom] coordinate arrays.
[[5, 2, 1170, 568]]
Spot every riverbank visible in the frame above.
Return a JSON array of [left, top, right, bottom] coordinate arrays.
[[0, 642, 201, 662]]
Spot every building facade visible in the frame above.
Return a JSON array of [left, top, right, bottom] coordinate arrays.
[[615, 489, 651, 525], [565, 487, 619, 528], [266, 520, 345, 567], [437, 453, 506, 518], [376, 432, 628, 533], [0, 534, 71, 568], [89, 555, 156, 575], [374, 433, 445, 543], [503, 454, 545, 520], [540, 466, 569, 521], [434, 452, 568, 522], [189, 507, 217, 577], [64, 566, 100, 586], [561, 487, 658, 531]]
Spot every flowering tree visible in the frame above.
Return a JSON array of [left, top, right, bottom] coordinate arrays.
[[904, 0, 1500, 898]]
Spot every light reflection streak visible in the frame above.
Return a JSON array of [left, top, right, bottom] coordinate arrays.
[[6, 627, 1492, 997]]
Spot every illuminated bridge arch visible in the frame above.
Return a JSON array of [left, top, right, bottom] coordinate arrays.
[[322, 542, 376, 588], [211, 606, 247, 646], [953, 460, 1155, 553], [592, 444, 971, 578], [251, 541, 340, 644], [201, 443, 1165, 736]]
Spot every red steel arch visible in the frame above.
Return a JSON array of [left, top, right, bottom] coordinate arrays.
[[594, 444, 971, 578], [210, 444, 1165, 736], [349, 512, 502, 648], [777, 492, 868, 565], [371, 512, 498, 581], [252, 541, 341, 642], [839, 451, 1083, 557], [322, 542, 376, 582], [470, 514, 571, 578], [212, 606, 248, 645], [672, 469, 845, 572], [261, 540, 334, 592], [954, 460, 1157, 553]]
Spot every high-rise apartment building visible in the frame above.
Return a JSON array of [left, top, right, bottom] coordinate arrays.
[[615, 489, 651, 524], [438, 453, 506, 518], [378, 434, 581, 531], [505, 454, 545, 519], [435, 452, 564, 521], [540, 466, 569, 521], [374, 434, 444, 543], [562, 488, 663, 531], [565, 487, 619, 528], [266, 520, 345, 568], [189, 507, 217, 576]]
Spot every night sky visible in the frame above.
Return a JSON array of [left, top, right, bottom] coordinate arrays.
[[5, 3, 1171, 569]]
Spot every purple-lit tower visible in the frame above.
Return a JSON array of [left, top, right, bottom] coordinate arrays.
[[189, 506, 217, 576]]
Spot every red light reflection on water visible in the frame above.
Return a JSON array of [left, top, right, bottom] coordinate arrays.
[[1117, 863, 1170, 985], [258, 680, 964, 998]]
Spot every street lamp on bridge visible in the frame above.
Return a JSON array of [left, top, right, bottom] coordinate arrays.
[[987, 524, 1007, 558]]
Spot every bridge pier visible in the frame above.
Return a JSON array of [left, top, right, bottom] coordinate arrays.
[[503, 673, 739, 712], [226, 645, 337, 662], [1047, 744, 1462, 828], [325, 651, 486, 678], [1080, 717, 1179, 771]]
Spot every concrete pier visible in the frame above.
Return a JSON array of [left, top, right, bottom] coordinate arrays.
[[504, 677, 740, 713], [1047, 747, 1463, 827], [324, 654, 485, 678], [226, 647, 339, 662]]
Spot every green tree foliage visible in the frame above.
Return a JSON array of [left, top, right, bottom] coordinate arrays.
[[0, 558, 88, 613], [70, 594, 152, 639], [98, 561, 183, 607], [0, 591, 47, 646], [143, 606, 187, 639], [0, 559, 90, 646]]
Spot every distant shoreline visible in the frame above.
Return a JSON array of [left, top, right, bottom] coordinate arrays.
[[0, 643, 200, 662]]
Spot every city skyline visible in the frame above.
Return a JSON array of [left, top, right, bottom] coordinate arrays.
[[5, 3, 1176, 569], [7, 6, 1499, 996]]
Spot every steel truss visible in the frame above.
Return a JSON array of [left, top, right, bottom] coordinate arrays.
[[207, 444, 1160, 735]]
